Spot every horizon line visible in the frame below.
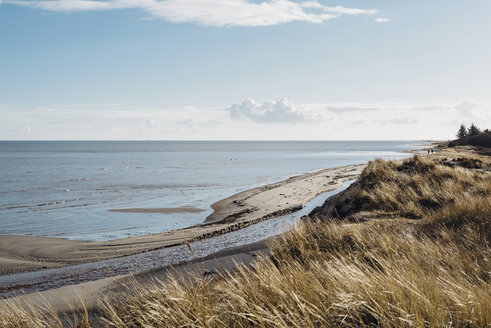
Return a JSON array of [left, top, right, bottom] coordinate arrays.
[[0, 139, 437, 142]]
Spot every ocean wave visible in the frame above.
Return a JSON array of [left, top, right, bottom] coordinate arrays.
[[3, 199, 84, 210], [1, 192, 126, 211], [112, 183, 220, 191], [68, 177, 92, 182]]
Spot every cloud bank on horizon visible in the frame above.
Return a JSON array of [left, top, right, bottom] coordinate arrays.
[[3, 0, 380, 27], [1, 99, 489, 140]]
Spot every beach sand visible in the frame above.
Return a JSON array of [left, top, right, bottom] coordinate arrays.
[[0, 164, 364, 277]]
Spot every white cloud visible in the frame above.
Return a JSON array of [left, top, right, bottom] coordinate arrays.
[[324, 6, 377, 16], [227, 98, 311, 123], [325, 105, 382, 113], [453, 101, 487, 122], [4, 0, 378, 27], [454, 101, 482, 115], [375, 17, 390, 23], [376, 118, 419, 125]]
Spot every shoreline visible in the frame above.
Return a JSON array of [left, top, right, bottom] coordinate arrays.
[[0, 145, 479, 318], [0, 179, 356, 310], [0, 163, 365, 277]]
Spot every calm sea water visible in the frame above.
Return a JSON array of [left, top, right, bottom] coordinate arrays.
[[0, 141, 422, 241]]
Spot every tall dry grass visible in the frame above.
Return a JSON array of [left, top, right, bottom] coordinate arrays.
[[358, 155, 490, 250], [97, 218, 489, 328], [0, 299, 91, 328], [323, 154, 491, 220], [1, 154, 489, 328]]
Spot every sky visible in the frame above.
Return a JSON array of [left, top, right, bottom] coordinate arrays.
[[0, 0, 490, 140]]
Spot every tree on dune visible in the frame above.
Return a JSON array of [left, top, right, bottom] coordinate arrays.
[[457, 124, 467, 139], [468, 123, 482, 136]]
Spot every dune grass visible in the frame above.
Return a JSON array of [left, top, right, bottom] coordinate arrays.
[[0, 300, 91, 328], [313, 153, 490, 221], [1, 152, 489, 328]]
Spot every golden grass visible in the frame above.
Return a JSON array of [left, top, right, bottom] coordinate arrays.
[[0, 299, 91, 328], [1, 152, 490, 328], [97, 219, 489, 327]]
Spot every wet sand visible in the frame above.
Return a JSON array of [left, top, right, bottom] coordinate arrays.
[[108, 207, 206, 213], [0, 164, 364, 276]]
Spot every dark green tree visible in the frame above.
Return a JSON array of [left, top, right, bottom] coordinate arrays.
[[467, 123, 481, 136], [456, 124, 467, 139]]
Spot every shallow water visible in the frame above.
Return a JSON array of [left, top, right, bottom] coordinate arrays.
[[0, 141, 422, 241], [0, 180, 353, 298]]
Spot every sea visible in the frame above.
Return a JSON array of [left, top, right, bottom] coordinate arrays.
[[0, 141, 424, 241]]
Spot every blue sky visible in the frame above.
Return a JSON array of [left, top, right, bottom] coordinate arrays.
[[1, 0, 490, 140]]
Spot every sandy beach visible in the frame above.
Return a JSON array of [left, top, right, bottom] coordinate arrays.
[[0, 163, 364, 277], [0, 163, 365, 316]]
